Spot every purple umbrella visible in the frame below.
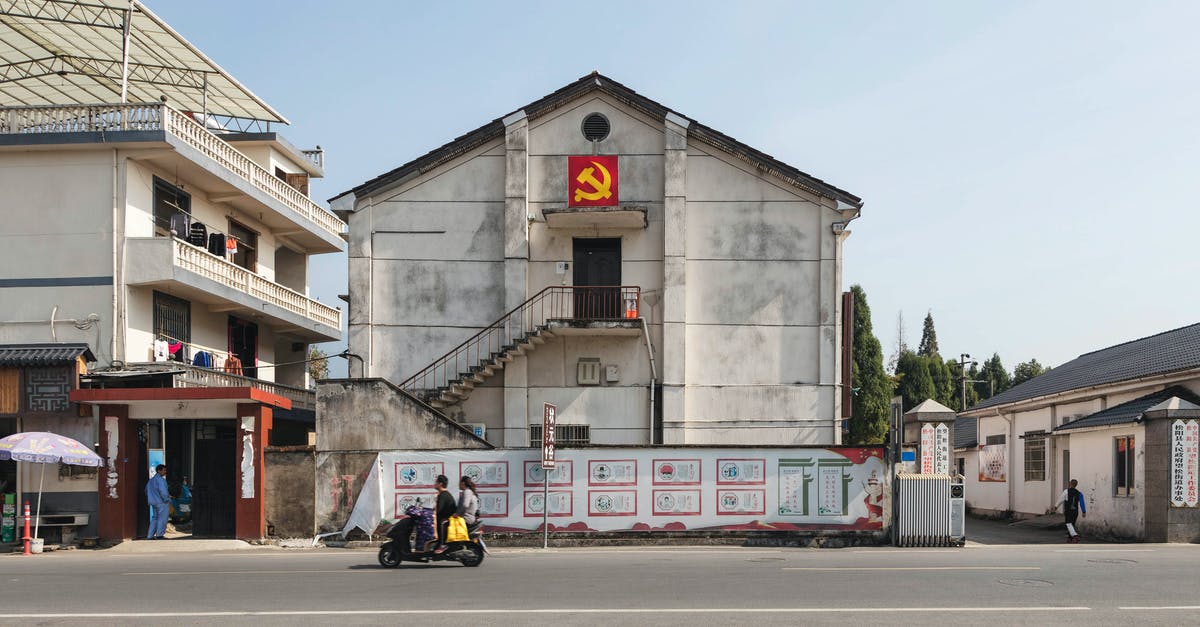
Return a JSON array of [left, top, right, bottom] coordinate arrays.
[[0, 432, 102, 539]]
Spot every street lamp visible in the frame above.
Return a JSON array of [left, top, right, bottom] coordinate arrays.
[[958, 353, 978, 412]]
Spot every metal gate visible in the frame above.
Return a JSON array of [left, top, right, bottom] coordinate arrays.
[[896, 473, 964, 547]]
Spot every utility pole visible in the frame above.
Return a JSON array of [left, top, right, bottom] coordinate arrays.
[[957, 353, 984, 412]]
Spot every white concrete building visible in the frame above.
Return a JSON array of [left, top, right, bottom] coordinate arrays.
[[0, 1, 344, 540], [332, 73, 862, 448], [956, 323, 1200, 541]]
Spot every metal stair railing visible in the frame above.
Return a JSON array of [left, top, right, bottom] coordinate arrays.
[[398, 286, 641, 399]]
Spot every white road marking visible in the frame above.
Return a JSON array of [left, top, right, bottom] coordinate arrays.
[[123, 569, 368, 576], [783, 566, 1039, 571], [0, 607, 1093, 618], [849, 549, 961, 554], [1053, 549, 1155, 553], [1119, 606, 1200, 610]]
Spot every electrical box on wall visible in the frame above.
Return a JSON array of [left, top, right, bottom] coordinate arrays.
[[605, 365, 620, 383], [577, 358, 600, 385], [556, 261, 570, 274]]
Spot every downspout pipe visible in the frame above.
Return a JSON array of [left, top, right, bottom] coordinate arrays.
[[641, 318, 658, 445]]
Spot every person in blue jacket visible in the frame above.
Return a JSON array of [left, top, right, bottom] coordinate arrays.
[[1058, 479, 1087, 543], [146, 464, 170, 540]]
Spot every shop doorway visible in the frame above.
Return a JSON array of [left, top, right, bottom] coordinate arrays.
[[192, 420, 236, 537], [572, 238, 622, 318], [136, 419, 236, 538]]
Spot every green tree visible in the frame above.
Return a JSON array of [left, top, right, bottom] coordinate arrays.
[[928, 356, 955, 408], [1012, 359, 1048, 386], [895, 350, 935, 411], [308, 346, 330, 384], [976, 353, 1011, 399], [917, 311, 939, 357], [848, 285, 893, 445]]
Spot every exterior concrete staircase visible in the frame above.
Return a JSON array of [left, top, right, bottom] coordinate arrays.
[[398, 286, 640, 411]]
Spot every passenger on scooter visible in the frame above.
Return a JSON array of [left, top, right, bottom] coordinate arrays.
[[433, 475, 457, 553], [457, 475, 480, 527]]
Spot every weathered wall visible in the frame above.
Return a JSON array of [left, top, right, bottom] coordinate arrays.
[[314, 378, 491, 533], [264, 446, 315, 538], [344, 86, 854, 448], [1067, 426, 1145, 540], [0, 151, 115, 365]]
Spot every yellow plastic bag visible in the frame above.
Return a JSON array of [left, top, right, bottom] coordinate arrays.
[[447, 515, 470, 543]]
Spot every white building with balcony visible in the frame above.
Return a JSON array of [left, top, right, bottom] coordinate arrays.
[[331, 73, 861, 449], [0, 1, 344, 541]]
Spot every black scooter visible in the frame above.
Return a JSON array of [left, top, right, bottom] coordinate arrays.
[[377, 513, 486, 568]]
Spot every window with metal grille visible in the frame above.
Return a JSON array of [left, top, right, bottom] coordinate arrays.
[[985, 434, 1006, 445], [529, 424, 590, 447], [1023, 431, 1046, 481], [153, 291, 191, 361], [581, 113, 610, 142], [1114, 435, 1135, 496], [152, 177, 191, 236]]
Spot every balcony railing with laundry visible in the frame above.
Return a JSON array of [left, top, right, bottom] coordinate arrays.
[[0, 102, 344, 242], [399, 286, 642, 410], [131, 361, 315, 411]]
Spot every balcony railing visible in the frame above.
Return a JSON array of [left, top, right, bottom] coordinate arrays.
[[131, 361, 315, 411], [171, 237, 341, 330], [0, 102, 345, 241]]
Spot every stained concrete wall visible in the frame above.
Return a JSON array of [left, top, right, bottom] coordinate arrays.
[[264, 446, 315, 538], [344, 89, 855, 448], [313, 378, 491, 533]]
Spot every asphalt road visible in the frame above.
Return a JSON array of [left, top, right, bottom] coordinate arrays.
[[3, 541, 1199, 626]]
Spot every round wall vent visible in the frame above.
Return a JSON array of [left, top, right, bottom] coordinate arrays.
[[581, 113, 610, 142]]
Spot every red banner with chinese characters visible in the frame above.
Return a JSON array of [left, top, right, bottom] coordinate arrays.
[[568, 155, 618, 207]]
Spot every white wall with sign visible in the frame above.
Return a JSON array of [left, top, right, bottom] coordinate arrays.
[[1171, 419, 1200, 508], [342, 447, 887, 535]]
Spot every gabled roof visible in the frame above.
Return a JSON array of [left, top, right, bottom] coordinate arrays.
[[968, 323, 1200, 413], [331, 72, 863, 210], [0, 343, 94, 366], [0, 1, 286, 124], [1054, 386, 1200, 432], [954, 416, 978, 449]]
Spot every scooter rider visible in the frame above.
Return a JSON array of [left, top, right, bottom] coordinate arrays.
[[433, 475, 457, 552]]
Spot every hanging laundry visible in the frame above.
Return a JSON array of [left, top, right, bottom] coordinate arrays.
[[169, 212, 190, 237], [153, 339, 169, 362], [225, 237, 238, 255], [212, 353, 226, 371], [224, 355, 243, 376], [207, 232, 226, 257], [188, 222, 207, 248], [191, 351, 212, 368]]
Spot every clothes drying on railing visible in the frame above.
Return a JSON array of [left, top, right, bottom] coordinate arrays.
[[207, 232, 226, 256], [188, 222, 207, 248], [169, 212, 190, 237], [152, 339, 170, 362], [223, 355, 243, 375]]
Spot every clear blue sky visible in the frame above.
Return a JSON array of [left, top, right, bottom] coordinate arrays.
[[154, 0, 1200, 377]]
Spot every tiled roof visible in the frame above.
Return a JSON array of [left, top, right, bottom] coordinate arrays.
[[332, 72, 863, 210], [969, 323, 1200, 412], [0, 343, 94, 367], [954, 416, 978, 448], [1053, 386, 1200, 432]]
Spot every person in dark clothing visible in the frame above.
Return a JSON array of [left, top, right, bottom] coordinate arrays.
[[433, 475, 457, 553], [1058, 478, 1087, 543]]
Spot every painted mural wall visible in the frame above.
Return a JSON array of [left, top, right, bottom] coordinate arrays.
[[342, 447, 886, 535]]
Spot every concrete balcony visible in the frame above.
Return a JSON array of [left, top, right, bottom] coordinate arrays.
[[128, 362, 316, 411], [0, 102, 345, 253], [126, 237, 340, 342]]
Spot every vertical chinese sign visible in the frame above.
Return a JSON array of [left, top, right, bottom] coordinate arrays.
[[920, 423, 935, 474], [1172, 419, 1200, 508], [542, 403, 556, 470], [934, 423, 950, 476]]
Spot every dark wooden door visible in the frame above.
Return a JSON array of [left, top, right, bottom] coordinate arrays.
[[191, 421, 236, 537], [572, 238, 621, 318], [228, 317, 258, 379]]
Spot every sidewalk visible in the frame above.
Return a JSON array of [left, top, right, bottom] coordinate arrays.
[[965, 514, 1092, 545]]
